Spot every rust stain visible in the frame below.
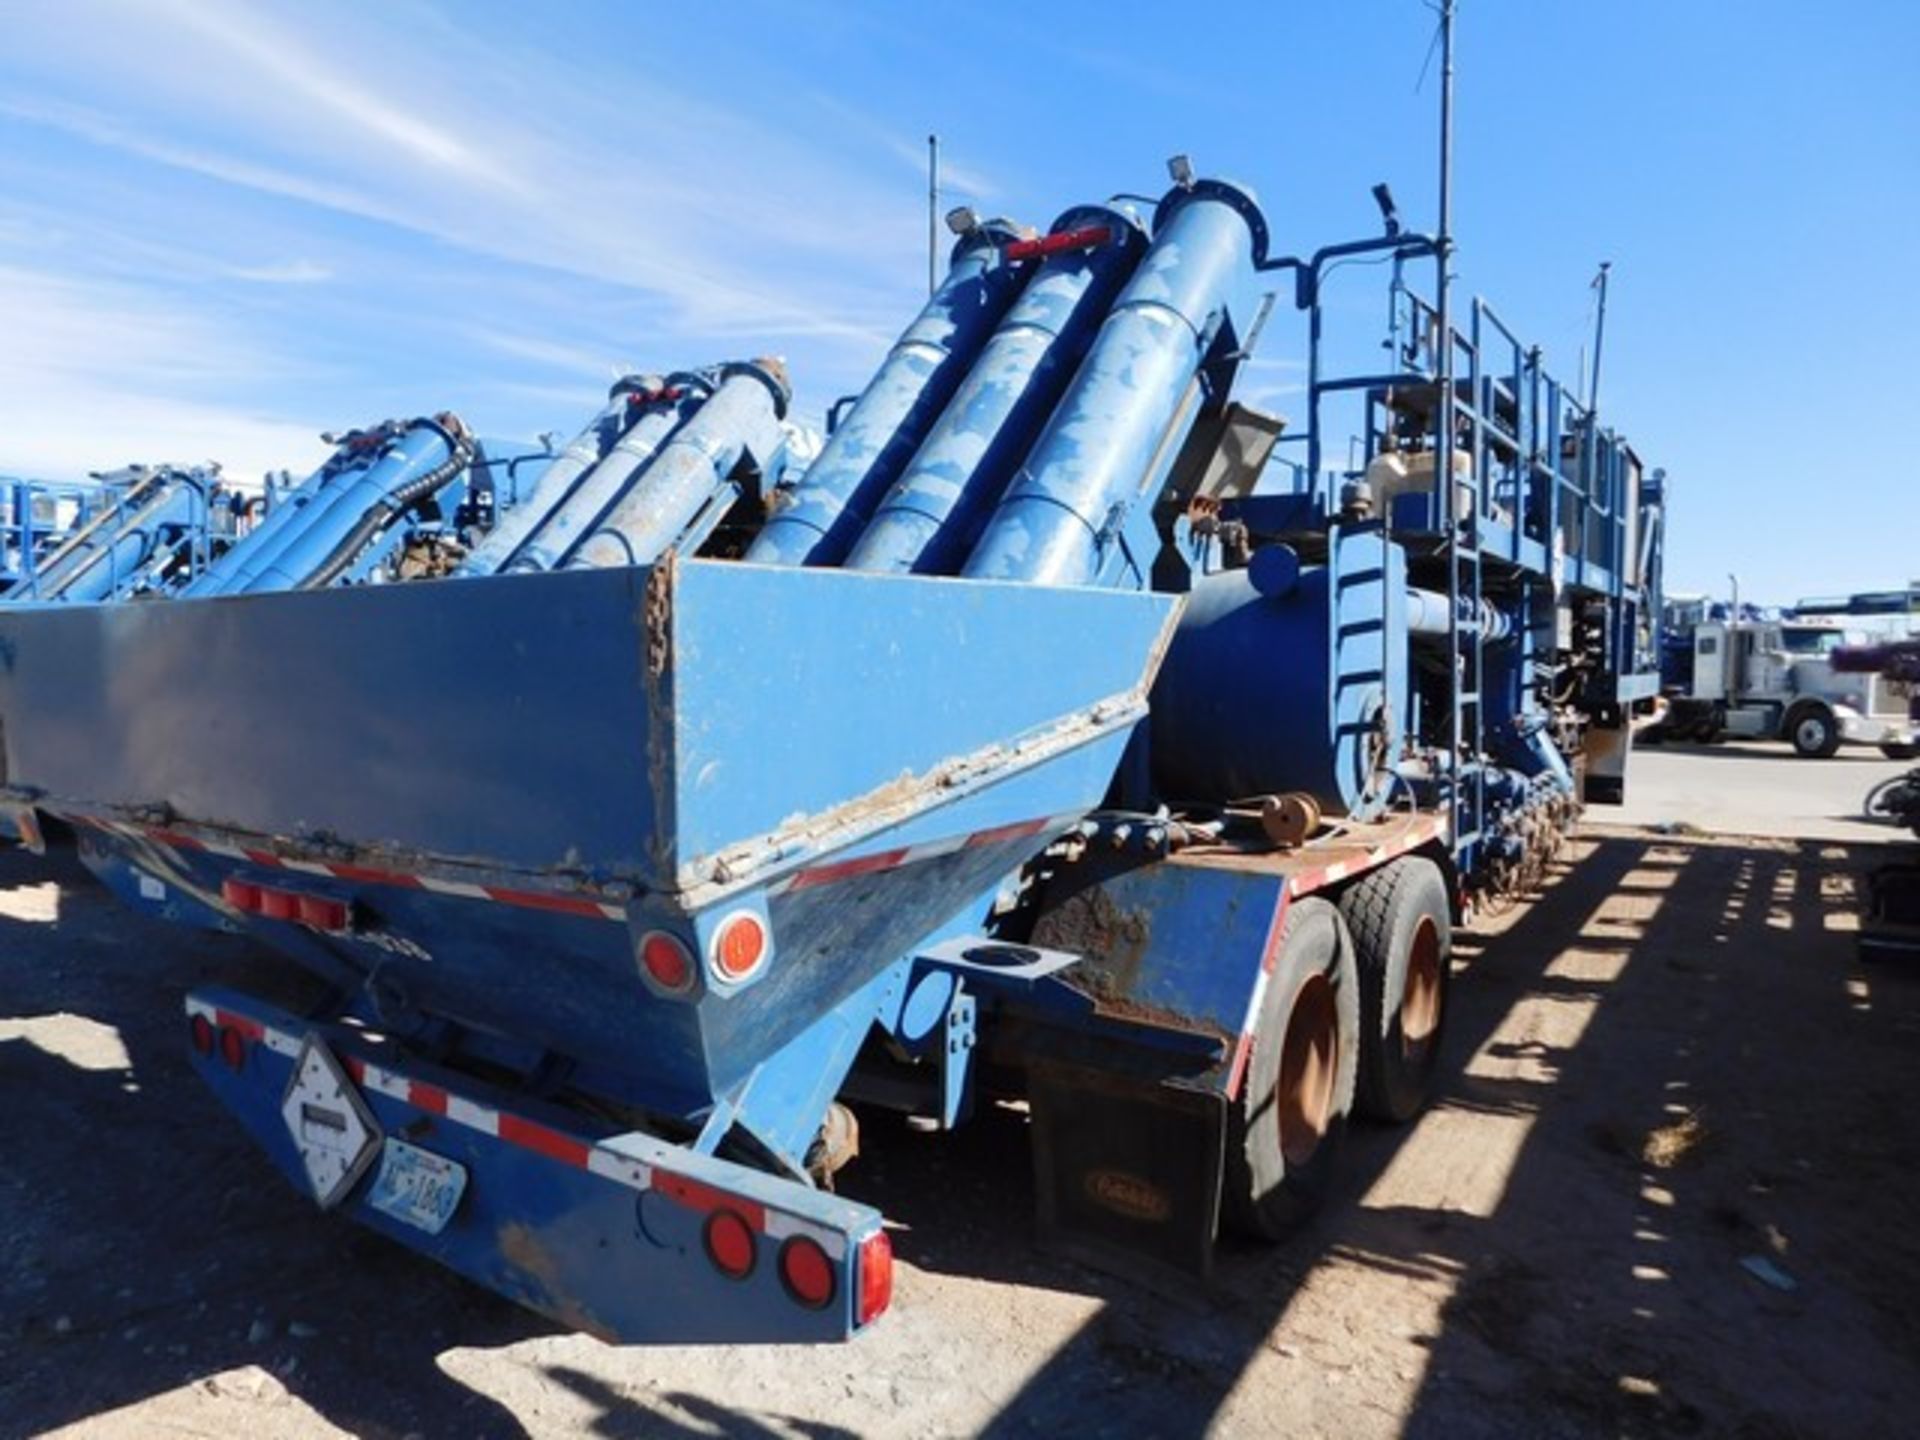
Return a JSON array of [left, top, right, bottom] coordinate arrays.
[[642, 551, 679, 879], [497, 1222, 619, 1344], [1033, 886, 1229, 1041]]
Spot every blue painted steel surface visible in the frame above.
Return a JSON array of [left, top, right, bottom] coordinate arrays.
[[183, 461, 336, 597], [503, 376, 712, 574], [567, 363, 787, 570], [238, 417, 469, 593], [28, 468, 215, 603], [746, 221, 1030, 567], [189, 418, 465, 596], [964, 179, 1266, 586], [0, 474, 129, 590], [455, 378, 652, 577], [16, 473, 164, 597], [1024, 853, 1284, 1093], [1152, 531, 1409, 817], [0, 559, 1175, 1105], [189, 988, 886, 1343], [845, 205, 1149, 576]]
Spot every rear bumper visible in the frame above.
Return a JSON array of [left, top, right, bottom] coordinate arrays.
[[184, 988, 891, 1344]]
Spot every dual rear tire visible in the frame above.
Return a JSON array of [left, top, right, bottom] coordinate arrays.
[[1222, 857, 1452, 1240]]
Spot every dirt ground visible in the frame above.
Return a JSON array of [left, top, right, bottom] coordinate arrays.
[[4, 757, 1920, 1437]]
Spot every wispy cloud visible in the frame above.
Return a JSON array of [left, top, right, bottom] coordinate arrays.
[[0, 98, 396, 228], [157, 0, 526, 192], [799, 92, 1003, 200], [472, 330, 635, 383], [0, 263, 326, 480], [229, 258, 332, 285], [0, 0, 1011, 462], [1, 0, 932, 360]]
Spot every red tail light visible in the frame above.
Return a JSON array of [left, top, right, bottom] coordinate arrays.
[[703, 1209, 756, 1280], [640, 931, 695, 993], [218, 1025, 247, 1071], [856, 1230, 893, 1326], [778, 1237, 836, 1310], [189, 1013, 215, 1057]]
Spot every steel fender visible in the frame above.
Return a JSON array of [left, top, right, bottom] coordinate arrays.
[[1027, 853, 1288, 1097]]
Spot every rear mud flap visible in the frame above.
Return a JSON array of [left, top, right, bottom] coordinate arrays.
[[1028, 1060, 1224, 1282]]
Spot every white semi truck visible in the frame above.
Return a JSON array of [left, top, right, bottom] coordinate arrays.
[[1652, 592, 1918, 758]]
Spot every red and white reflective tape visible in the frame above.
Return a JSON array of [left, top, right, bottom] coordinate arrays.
[[1283, 812, 1447, 899], [766, 812, 1082, 897], [94, 818, 626, 923], [183, 996, 848, 1259], [1224, 892, 1293, 1100], [1225, 812, 1448, 1100]]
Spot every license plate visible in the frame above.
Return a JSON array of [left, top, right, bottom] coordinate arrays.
[[367, 1137, 468, 1235]]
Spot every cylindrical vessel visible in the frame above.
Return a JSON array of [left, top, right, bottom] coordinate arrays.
[[234, 418, 464, 594], [1403, 588, 1513, 641], [504, 375, 713, 575], [845, 204, 1148, 576], [745, 220, 1030, 567], [187, 448, 373, 597], [566, 363, 789, 570], [1150, 563, 1382, 816], [456, 376, 656, 577], [963, 179, 1267, 587], [47, 471, 209, 603], [24, 473, 164, 596]]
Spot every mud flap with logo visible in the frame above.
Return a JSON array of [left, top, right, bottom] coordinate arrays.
[[1027, 1060, 1225, 1281]]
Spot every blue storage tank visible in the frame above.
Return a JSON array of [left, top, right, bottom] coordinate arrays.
[[1150, 536, 1412, 818]]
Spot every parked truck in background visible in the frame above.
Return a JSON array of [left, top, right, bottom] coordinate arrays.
[[1652, 591, 1918, 758]]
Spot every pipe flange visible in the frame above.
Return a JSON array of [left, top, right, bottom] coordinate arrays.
[[1152, 175, 1270, 268], [720, 358, 792, 420], [664, 369, 719, 401]]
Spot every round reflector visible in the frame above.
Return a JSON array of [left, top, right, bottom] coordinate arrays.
[[189, 1013, 215, 1057], [218, 1025, 247, 1071], [703, 1209, 756, 1280], [778, 1237, 836, 1310], [640, 931, 694, 993], [711, 912, 767, 982]]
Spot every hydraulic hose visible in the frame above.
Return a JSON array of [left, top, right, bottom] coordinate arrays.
[[297, 414, 474, 590]]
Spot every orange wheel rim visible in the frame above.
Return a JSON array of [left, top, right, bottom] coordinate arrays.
[[1400, 916, 1443, 1064], [1277, 971, 1338, 1168]]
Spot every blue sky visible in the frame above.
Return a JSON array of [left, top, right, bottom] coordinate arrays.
[[0, 0, 1912, 603]]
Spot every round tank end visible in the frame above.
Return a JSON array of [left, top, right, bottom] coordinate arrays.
[[1248, 543, 1302, 599]]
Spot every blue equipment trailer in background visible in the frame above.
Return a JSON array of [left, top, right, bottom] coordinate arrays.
[[1, 471, 153, 593], [0, 162, 1661, 1343]]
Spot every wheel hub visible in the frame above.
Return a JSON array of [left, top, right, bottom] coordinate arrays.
[[1400, 916, 1443, 1064], [1278, 972, 1338, 1168]]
